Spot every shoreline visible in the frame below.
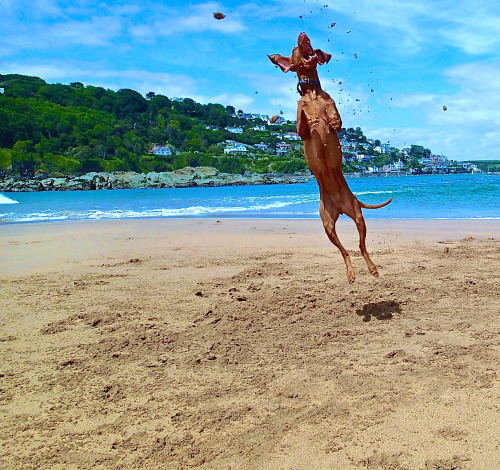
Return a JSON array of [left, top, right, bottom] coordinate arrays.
[[1, 168, 495, 193], [1, 218, 498, 276], [1, 214, 499, 228], [0, 167, 305, 192]]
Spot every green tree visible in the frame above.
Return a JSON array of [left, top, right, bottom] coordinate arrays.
[[0, 148, 13, 174], [409, 145, 431, 159], [114, 89, 148, 120], [12, 140, 38, 176], [0, 74, 46, 98]]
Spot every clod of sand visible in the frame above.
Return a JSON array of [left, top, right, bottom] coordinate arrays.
[[213, 12, 226, 20]]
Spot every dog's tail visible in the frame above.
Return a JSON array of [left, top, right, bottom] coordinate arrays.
[[358, 197, 393, 209]]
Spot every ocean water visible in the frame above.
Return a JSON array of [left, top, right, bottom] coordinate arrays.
[[0, 174, 498, 224]]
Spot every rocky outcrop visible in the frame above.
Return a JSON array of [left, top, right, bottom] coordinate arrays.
[[0, 167, 305, 192]]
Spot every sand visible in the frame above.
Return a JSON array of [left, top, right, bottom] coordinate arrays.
[[0, 218, 499, 470]]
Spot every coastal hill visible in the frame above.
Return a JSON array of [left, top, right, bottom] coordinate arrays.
[[0, 74, 493, 178]]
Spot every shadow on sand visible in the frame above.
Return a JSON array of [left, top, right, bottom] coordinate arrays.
[[356, 300, 402, 322]]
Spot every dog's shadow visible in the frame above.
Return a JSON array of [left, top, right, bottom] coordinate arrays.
[[356, 300, 401, 322]]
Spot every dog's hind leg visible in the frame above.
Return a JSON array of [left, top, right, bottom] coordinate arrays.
[[320, 191, 356, 283], [344, 199, 379, 278]]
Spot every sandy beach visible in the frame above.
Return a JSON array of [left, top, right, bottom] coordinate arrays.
[[0, 218, 499, 469]]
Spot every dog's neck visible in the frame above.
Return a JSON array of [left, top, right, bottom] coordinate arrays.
[[292, 47, 323, 95], [297, 77, 322, 96]]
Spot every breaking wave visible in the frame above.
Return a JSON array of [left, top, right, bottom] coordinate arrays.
[[0, 194, 19, 204]]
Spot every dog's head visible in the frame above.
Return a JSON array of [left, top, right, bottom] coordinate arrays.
[[268, 32, 331, 73]]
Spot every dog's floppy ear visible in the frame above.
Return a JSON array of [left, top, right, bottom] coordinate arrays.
[[268, 54, 294, 73], [314, 49, 332, 65]]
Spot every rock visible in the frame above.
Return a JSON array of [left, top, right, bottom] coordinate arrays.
[[0, 167, 305, 192]]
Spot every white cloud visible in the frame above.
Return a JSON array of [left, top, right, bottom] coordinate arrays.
[[445, 61, 500, 92], [391, 94, 439, 108], [391, 60, 500, 130], [0, 8, 128, 54], [195, 93, 255, 111], [0, 62, 201, 98], [285, 0, 500, 56], [150, 1, 246, 36], [33, 0, 63, 17], [376, 125, 500, 160], [436, 5, 500, 54], [364, 59, 500, 159], [48, 16, 124, 46], [106, 4, 142, 16]]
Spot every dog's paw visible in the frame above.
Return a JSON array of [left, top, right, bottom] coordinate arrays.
[[369, 266, 379, 277]]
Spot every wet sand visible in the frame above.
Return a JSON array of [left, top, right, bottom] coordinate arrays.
[[1, 218, 499, 469]]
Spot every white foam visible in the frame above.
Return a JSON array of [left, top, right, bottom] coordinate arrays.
[[5, 198, 314, 223], [0, 194, 19, 204], [9, 213, 69, 222], [354, 190, 393, 196], [86, 200, 302, 219]]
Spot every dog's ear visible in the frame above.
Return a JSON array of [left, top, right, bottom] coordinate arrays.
[[314, 49, 332, 65], [268, 54, 294, 73]]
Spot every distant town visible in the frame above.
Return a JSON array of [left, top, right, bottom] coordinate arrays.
[[151, 108, 483, 175]]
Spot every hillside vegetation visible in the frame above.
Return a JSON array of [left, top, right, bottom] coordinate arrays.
[[0, 74, 471, 178]]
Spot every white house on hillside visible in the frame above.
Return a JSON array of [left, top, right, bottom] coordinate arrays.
[[251, 114, 269, 121], [276, 142, 291, 155], [284, 132, 301, 141], [254, 142, 268, 151], [381, 143, 391, 153], [224, 144, 248, 155], [225, 126, 244, 134], [382, 160, 404, 172], [149, 145, 172, 156]]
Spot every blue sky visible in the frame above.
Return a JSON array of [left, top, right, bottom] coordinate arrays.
[[1, 0, 499, 161]]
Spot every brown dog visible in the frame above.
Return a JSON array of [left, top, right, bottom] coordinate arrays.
[[269, 32, 392, 283]]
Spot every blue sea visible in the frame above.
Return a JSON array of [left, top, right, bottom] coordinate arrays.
[[0, 174, 498, 224]]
